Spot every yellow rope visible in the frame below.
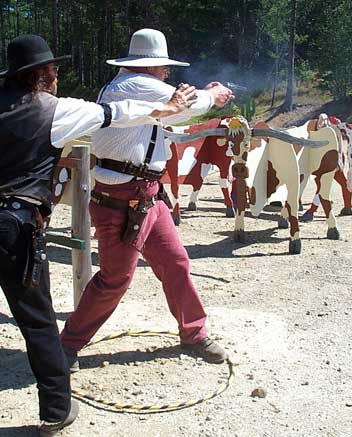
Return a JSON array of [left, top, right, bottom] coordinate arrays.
[[71, 330, 237, 413]]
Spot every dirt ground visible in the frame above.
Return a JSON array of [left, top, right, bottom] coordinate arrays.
[[1, 105, 352, 437], [1, 171, 351, 437]]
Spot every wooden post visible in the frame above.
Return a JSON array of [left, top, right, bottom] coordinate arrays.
[[71, 145, 92, 308]]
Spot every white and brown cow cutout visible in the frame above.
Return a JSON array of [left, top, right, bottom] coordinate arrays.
[[300, 115, 352, 221], [231, 117, 340, 254], [339, 121, 352, 192], [161, 117, 242, 225]]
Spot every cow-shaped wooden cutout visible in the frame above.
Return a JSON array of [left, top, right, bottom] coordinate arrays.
[[340, 121, 352, 193], [161, 117, 241, 225], [231, 116, 340, 254], [300, 115, 352, 221]]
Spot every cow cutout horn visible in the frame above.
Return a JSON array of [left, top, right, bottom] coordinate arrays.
[[162, 128, 227, 144], [163, 126, 329, 147], [251, 128, 329, 148]]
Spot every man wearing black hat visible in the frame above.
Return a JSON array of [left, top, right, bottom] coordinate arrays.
[[0, 34, 197, 435]]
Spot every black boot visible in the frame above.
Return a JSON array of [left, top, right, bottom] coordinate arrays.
[[39, 398, 79, 436], [63, 346, 80, 373]]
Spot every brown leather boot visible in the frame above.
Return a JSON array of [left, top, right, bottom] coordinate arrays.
[[39, 398, 79, 436], [181, 337, 228, 364]]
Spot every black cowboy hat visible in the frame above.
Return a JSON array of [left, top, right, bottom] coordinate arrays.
[[0, 34, 71, 78]]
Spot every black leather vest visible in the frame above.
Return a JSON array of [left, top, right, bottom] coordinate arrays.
[[0, 89, 60, 216]]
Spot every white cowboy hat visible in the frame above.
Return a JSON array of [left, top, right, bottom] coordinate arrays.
[[106, 28, 190, 67]]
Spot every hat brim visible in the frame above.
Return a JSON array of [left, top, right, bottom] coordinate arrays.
[[0, 55, 71, 78], [106, 56, 189, 67]]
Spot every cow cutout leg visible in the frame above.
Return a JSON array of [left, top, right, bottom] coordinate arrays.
[[219, 177, 235, 217], [275, 155, 301, 253], [164, 142, 182, 225], [340, 207, 352, 216], [169, 191, 181, 225], [285, 199, 301, 254], [278, 205, 289, 229], [334, 169, 352, 215], [186, 162, 213, 212], [300, 191, 320, 223], [299, 199, 304, 211], [347, 141, 352, 191], [318, 173, 340, 240], [234, 211, 246, 242], [187, 190, 199, 211], [172, 203, 181, 225], [233, 178, 246, 243]]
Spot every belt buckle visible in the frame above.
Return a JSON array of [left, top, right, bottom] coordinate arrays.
[[129, 199, 139, 209]]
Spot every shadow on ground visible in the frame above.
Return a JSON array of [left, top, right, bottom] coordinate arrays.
[[76, 343, 184, 371], [184, 226, 290, 259], [0, 348, 34, 391], [0, 311, 16, 326], [0, 426, 38, 436]]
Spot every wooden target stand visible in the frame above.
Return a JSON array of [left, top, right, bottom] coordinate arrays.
[[47, 140, 93, 308]]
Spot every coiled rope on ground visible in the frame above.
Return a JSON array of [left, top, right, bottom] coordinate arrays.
[[71, 330, 236, 413]]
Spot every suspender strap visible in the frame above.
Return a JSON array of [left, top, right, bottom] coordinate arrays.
[[96, 82, 110, 104], [144, 125, 158, 165]]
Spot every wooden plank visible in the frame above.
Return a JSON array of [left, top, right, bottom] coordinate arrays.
[[46, 232, 86, 250], [71, 146, 92, 308], [57, 157, 81, 169]]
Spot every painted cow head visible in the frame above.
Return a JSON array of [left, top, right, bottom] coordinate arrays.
[[222, 115, 251, 179]]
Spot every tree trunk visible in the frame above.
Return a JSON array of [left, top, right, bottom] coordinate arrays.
[[271, 42, 279, 108], [16, 0, 20, 35], [0, 1, 6, 66], [238, 0, 259, 71], [52, 0, 59, 54], [282, 0, 297, 112]]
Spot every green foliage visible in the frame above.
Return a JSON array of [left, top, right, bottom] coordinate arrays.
[[296, 60, 316, 83], [181, 102, 241, 125], [57, 69, 99, 101], [260, 0, 290, 44], [307, 0, 352, 99], [239, 98, 256, 121], [1, 0, 351, 107]]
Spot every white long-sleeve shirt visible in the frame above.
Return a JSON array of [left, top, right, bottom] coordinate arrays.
[[92, 68, 215, 185], [13, 94, 164, 206], [50, 96, 165, 148]]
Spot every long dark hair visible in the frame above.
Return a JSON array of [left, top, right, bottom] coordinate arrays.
[[1, 67, 55, 105]]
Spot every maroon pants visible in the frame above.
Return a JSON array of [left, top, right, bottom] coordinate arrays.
[[61, 180, 207, 351]]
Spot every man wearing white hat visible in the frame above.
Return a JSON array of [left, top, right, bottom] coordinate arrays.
[[61, 28, 233, 368]]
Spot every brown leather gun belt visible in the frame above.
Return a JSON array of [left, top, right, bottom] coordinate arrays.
[[91, 191, 157, 210], [96, 158, 165, 181]]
